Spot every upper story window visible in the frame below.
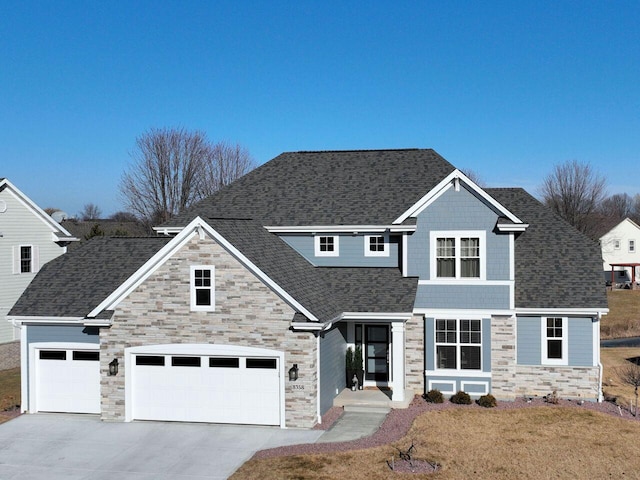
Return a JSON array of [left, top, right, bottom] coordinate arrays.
[[314, 235, 339, 257], [435, 318, 482, 370], [430, 231, 486, 280], [613, 239, 621, 250], [190, 266, 215, 311], [364, 234, 389, 257], [12, 245, 39, 274], [630, 240, 636, 253], [542, 317, 568, 365]]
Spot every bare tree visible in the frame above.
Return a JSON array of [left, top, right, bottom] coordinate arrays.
[[632, 194, 640, 224], [110, 211, 139, 222], [540, 160, 607, 238], [197, 141, 254, 197], [79, 203, 102, 221], [618, 361, 640, 416], [120, 128, 254, 224], [600, 193, 634, 221], [461, 168, 485, 187]]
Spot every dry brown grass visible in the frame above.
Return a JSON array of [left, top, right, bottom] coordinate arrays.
[[231, 407, 640, 479], [0, 367, 20, 425], [601, 347, 640, 409], [601, 290, 640, 339]]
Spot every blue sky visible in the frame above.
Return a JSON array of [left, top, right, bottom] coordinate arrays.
[[1, 1, 638, 217]]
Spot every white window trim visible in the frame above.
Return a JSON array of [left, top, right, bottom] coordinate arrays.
[[314, 235, 339, 257], [434, 317, 483, 372], [630, 239, 636, 253], [541, 316, 568, 366], [190, 265, 215, 312], [613, 239, 621, 250], [429, 230, 486, 281], [364, 234, 389, 257], [13, 244, 39, 274]]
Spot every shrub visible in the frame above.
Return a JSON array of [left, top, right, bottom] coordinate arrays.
[[476, 394, 497, 408], [450, 390, 472, 405], [423, 389, 444, 403]]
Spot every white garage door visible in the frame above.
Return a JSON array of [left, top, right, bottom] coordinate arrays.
[[132, 352, 281, 425], [35, 348, 100, 414]]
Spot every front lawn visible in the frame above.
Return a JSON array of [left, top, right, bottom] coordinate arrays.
[[0, 367, 20, 424], [231, 406, 640, 479]]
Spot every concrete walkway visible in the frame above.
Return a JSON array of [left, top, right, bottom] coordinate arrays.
[[316, 410, 388, 443]]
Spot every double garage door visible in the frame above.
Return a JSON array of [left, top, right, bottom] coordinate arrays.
[[31, 343, 282, 426], [131, 351, 281, 425]]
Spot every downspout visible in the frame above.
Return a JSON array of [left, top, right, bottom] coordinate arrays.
[[316, 334, 322, 424], [597, 311, 604, 402]]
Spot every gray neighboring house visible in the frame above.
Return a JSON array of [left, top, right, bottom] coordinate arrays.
[[9, 149, 608, 428], [0, 178, 77, 369]]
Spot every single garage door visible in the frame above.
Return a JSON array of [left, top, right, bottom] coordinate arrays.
[[132, 352, 281, 425], [35, 348, 100, 414]]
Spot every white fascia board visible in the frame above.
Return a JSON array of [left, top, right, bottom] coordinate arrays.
[[290, 322, 330, 331], [496, 223, 529, 232], [2, 180, 77, 239], [8, 316, 85, 325], [90, 216, 319, 322], [413, 308, 515, 317], [393, 170, 524, 225], [152, 226, 184, 235], [83, 319, 112, 327], [265, 225, 416, 234], [515, 308, 610, 316]]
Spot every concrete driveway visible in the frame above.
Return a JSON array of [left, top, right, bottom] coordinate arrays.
[[0, 414, 323, 479]]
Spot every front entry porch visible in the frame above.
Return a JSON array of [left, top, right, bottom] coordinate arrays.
[[333, 387, 413, 410], [344, 319, 409, 403]]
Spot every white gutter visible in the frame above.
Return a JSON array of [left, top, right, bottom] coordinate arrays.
[[265, 224, 416, 234]]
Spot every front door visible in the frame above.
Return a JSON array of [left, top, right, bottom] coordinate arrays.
[[365, 325, 389, 382]]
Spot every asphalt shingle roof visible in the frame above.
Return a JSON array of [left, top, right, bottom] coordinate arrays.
[[9, 236, 171, 317], [487, 188, 607, 310], [166, 149, 456, 227]]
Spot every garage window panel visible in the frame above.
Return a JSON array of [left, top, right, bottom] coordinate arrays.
[[136, 355, 166, 366], [40, 350, 66, 360], [246, 358, 277, 369], [209, 357, 240, 368], [171, 356, 201, 367], [72, 351, 99, 361]]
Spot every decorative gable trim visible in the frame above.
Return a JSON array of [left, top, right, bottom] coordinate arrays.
[[0, 178, 78, 242], [87, 217, 319, 321], [393, 169, 525, 226]]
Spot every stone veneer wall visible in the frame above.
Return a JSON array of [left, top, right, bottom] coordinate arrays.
[[404, 314, 424, 396], [100, 234, 318, 428], [0, 340, 20, 370], [490, 315, 517, 400], [513, 365, 600, 401]]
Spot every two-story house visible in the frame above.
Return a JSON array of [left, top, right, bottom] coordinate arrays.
[[600, 217, 640, 287], [0, 178, 77, 369], [9, 150, 607, 428]]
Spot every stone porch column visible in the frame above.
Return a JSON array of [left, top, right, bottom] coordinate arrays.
[[391, 321, 406, 401]]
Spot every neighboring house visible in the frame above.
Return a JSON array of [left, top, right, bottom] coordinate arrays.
[[600, 218, 640, 285], [0, 178, 77, 368], [9, 149, 608, 428]]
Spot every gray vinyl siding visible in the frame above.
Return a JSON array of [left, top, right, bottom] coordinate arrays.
[[279, 234, 399, 267], [516, 317, 541, 365], [568, 317, 594, 366], [482, 319, 491, 372], [0, 188, 67, 343], [415, 284, 510, 310], [517, 316, 594, 366], [319, 323, 347, 415], [406, 184, 511, 281]]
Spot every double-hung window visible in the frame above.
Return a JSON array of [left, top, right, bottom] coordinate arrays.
[[435, 318, 482, 370], [12, 245, 38, 274], [364, 234, 389, 257], [431, 231, 485, 280], [630, 240, 636, 253], [314, 235, 339, 257], [190, 266, 215, 311], [542, 317, 568, 365]]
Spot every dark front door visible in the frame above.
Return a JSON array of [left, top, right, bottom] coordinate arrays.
[[365, 325, 389, 382]]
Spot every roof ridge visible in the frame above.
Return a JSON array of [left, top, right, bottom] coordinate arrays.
[[291, 148, 426, 154]]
